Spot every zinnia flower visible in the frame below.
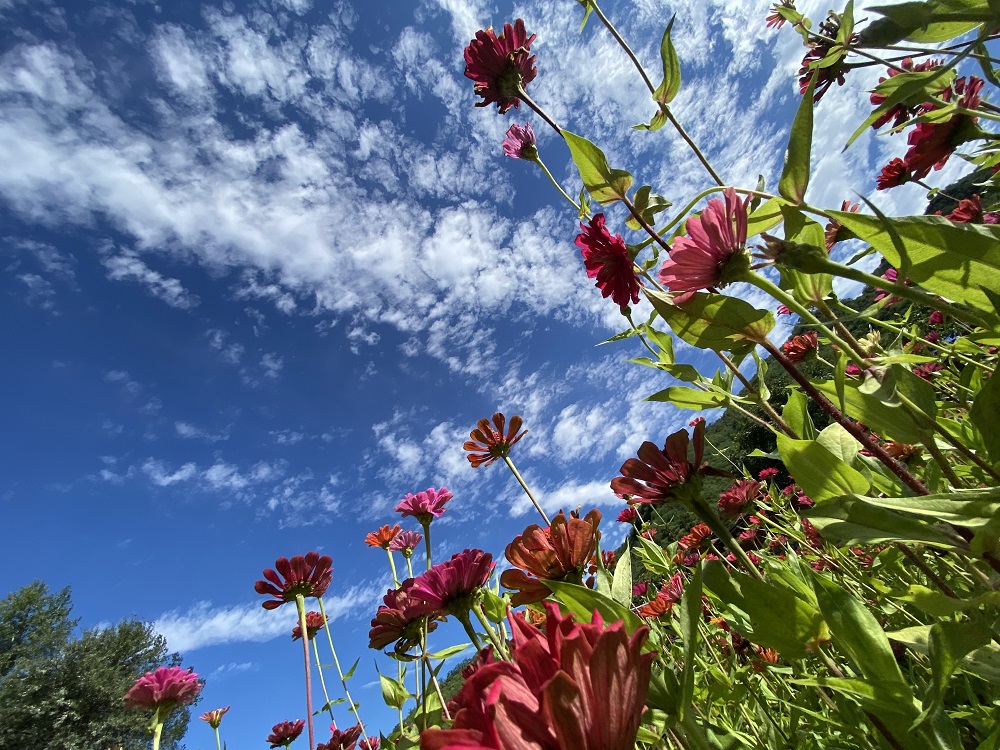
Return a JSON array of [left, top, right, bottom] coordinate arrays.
[[125, 666, 201, 713], [870, 58, 942, 131], [421, 603, 654, 750], [616, 506, 639, 523], [718, 479, 763, 518], [824, 200, 860, 250], [500, 509, 602, 606], [928, 310, 944, 325], [657, 187, 750, 293], [389, 529, 423, 556], [318, 725, 363, 750], [464, 412, 526, 468], [463, 19, 537, 114], [360, 737, 381, 750], [575, 213, 642, 307], [903, 77, 984, 179], [396, 487, 453, 525], [781, 331, 818, 363], [255, 552, 334, 610], [268, 720, 306, 748], [876, 158, 911, 190], [200, 706, 230, 729], [364, 524, 400, 550], [291, 611, 327, 641], [632, 580, 650, 597], [678, 523, 713, 555], [777, 304, 792, 315], [765, 0, 796, 28], [757, 467, 779, 481], [845, 363, 863, 376], [408, 549, 495, 618], [636, 573, 685, 619], [798, 15, 852, 101], [502, 122, 538, 160], [369, 579, 440, 654]]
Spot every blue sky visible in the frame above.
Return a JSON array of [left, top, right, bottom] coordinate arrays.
[[0, 0, 957, 746]]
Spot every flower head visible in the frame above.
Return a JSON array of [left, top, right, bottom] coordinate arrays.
[[903, 76, 984, 179], [876, 158, 911, 190], [291, 611, 327, 641], [870, 58, 942, 131], [757, 467, 780, 481], [824, 200, 860, 250], [632, 581, 650, 598], [501, 509, 602, 606], [765, 0, 796, 29], [421, 603, 654, 750], [464, 19, 537, 114], [464, 412, 527, 468], [781, 331, 818, 363], [678, 523, 713, 556], [369, 579, 440, 654], [125, 666, 201, 715], [408, 549, 495, 618], [777, 304, 792, 315], [388, 529, 423, 557], [200, 706, 230, 729], [636, 573, 685, 619], [255, 552, 334, 610], [396, 487, 453, 525], [718, 479, 763, 518], [364, 525, 401, 550], [798, 16, 852, 101], [616, 506, 639, 523], [360, 737, 381, 750], [502, 122, 538, 161], [658, 187, 750, 293], [576, 213, 642, 307], [945, 194, 999, 224], [268, 720, 305, 748], [318, 724, 363, 750]]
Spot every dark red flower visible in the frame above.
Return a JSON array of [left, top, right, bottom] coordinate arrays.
[[360, 737, 380, 750], [463, 19, 537, 114], [268, 720, 305, 748], [369, 579, 440, 654], [420, 603, 654, 750], [291, 611, 327, 641], [576, 213, 642, 307], [502, 122, 538, 160], [928, 310, 945, 325], [870, 58, 942, 131], [501, 510, 602, 606], [718, 479, 763, 518], [914, 362, 944, 380], [408, 549, 495, 618], [946, 194, 988, 224], [125, 667, 201, 712], [757, 467, 779, 481], [464, 412, 527, 468], [678, 523, 713, 555], [903, 77, 984, 179], [876, 158, 911, 190], [798, 16, 853, 101], [255, 552, 334, 610], [364, 525, 400, 550], [824, 200, 859, 250], [782, 331, 818, 363], [616, 506, 639, 523], [318, 725, 363, 750], [631, 581, 650, 597], [396, 487, 453, 524], [640, 528, 657, 541]]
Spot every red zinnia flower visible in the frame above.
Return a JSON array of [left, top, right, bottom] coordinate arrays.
[[464, 412, 526, 468], [268, 720, 305, 748], [781, 331, 818, 363], [928, 310, 945, 325], [360, 737, 380, 750], [824, 200, 860, 250], [200, 706, 230, 729], [395, 487, 453, 524], [845, 363, 863, 376], [501, 509, 602, 606], [876, 158, 911, 190], [798, 16, 853, 101], [870, 58, 942, 131], [389, 529, 423, 555], [125, 666, 201, 712], [757, 467, 779, 481], [718, 479, 763, 518], [255, 552, 334, 610], [636, 572, 685, 619], [318, 724, 363, 750], [903, 77, 984, 179], [576, 213, 642, 308], [408, 549, 495, 618], [678, 523, 713, 554], [421, 603, 654, 750], [945, 194, 999, 224], [364, 524, 401, 550], [291, 611, 327, 641], [463, 19, 537, 114], [658, 187, 750, 293], [640, 528, 657, 540], [914, 362, 944, 380], [369, 578, 440, 654], [616, 506, 639, 523], [502, 122, 538, 160]]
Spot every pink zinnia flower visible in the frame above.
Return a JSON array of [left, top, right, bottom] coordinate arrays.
[[388, 529, 423, 555], [421, 603, 654, 750], [616, 506, 639, 523], [657, 187, 750, 293], [845, 363, 863, 376], [781, 331, 818, 363], [636, 572, 685, 619], [396, 487, 453, 525], [718, 479, 763, 518], [757, 467, 779, 481], [408, 549, 495, 618], [876, 158, 911, 190], [576, 213, 642, 308], [369, 578, 440, 654], [928, 310, 945, 325], [870, 58, 942, 131], [765, 0, 795, 28], [463, 19, 537, 114], [632, 580, 650, 597], [360, 737, 380, 750], [777, 304, 792, 315], [254, 552, 334, 610], [318, 724, 363, 750], [798, 16, 852, 101], [268, 720, 305, 748], [944, 194, 999, 224], [200, 706, 230, 729], [125, 666, 201, 713], [502, 122, 538, 160], [464, 412, 527, 468], [291, 611, 327, 641]]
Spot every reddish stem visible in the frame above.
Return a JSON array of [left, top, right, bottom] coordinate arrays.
[[296, 596, 316, 750]]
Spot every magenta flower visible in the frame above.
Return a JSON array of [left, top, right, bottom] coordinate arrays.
[[576, 213, 642, 308], [369, 578, 440, 654], [125, 666, 201, 713], [408, 549, 495, 618], [903, 77, 984, 179], [718, 479, 763, 518], [463, 19, 537, 114], [318, 724, 362, 750], [777, 304, 792, 315], [396, 487, 453, 525], [502, 122, 538, 160], [360, 737, 380, 750], [254, 552, 334, 610], [268, 720, 305, 748], [658, 187, 750, 293], [757, 467, 780, 481], [388, 529, 423, 556], [421, 603, 653, 750], [928, 310, 945, 325], [616, 506, 639, 523]]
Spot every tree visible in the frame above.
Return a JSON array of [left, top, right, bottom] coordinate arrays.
[[0, 582, 194, 750]]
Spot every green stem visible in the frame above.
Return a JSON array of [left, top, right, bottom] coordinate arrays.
[[152, 722, 164, 750], [422, 522, 433, 572], [455, 611, 486, 651], [405, 554, 415, 580], [422, 650, 452, 721], [502, 455, 550, 525], [213, 726, 222, 750], [386, 548, 399, 587], [295, 596, 316, 750], [536, 157, 581, 212], [471, 602, 507, 657], [317, 597, 367, 737], [311, 637, 336, 719]]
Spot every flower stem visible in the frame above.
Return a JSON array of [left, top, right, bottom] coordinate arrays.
[[316, 597, 368, 738], [312, 637, 336, 719], [455, 610, 486, 651], [536, 156, 581, 212], [621, 193, 672, 254], [716, 350, 799, 438], [405, 555, 415, 580], [295, 595, 316, 750], [471, 602, 506, 657], [386, 548, 399, 587], [502, 455, 550, 525], [422, 522, 433, 572], [213, 726, 222, 750], [515, 85, 561, 135], [152, 722, 163, 750]]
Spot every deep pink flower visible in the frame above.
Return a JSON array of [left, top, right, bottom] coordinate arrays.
[[291, 611, 327, 641], [318, 725, 363, 750], [360, 737, 381, 750], [781, 331, 818, 363], [200, 706, 230, 729], [616, 506, 639, 523], [502, 122, 538, 160], [765, 0, 795, 28], [903, 77, 984, 179], [409, 549, 495, 618], [255, 552, 334, 610], [465, 412, 527, 468], [125, 666, 201, 713], [389, 529, 423, 555], [635, 572, 685, 620], [658, 187, 750, 293], [928, 310, 944, 325], [718, 479, 763, 518], [870, 58, 942, 131], [925, 331, 941, 344], [798, 16, 852, 101], [396, 487, 453, 525], [845, 363, 863, 376], [632, 581, 650, 597], [777, 304, 792, 315], [421, 603, 654, 750], [576, 213, 642, 307], [464, 19, 537, 114], [369, 578, 440, 654], [876, 158, 911, 190], [268, 720, 305, 748], [757, 467, 779, 481], [914, 362, 944, 380]]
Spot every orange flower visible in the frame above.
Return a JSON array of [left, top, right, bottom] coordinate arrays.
[[364, 524, 401, 550], [199, 706, 230, 729]]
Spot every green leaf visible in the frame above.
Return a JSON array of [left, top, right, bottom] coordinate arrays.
[[480, 588, 508, 623], [576, 0, 593, 30], [868, 0, 992, 42], [890, 625, 1000, 683], [678, 564, 702, 720], [544, 580, 649, 642], [626, 185, 672, 229], [653, 17, 681, 105], [379, 673, 410, 710], [782, 389, 817, 440], [970, 368, 1000, 462], [924, 622, 992, 713], [343, 657, 360, 681], [611, 542, 633, 605], [776, 434, 871, 502], [632, 108, 668, 132], [563, 130, 633, 205], [779, 75, 815, 204], [636, 533, 674, 576], [814, 377, 931, 444], [890, 584, 1000, 617], [746, 197, 787, 238], [426, 643, 471, 660], [646, 386, 729, 410], [646, 289, 774, 358], [804, 495, 960, 548]]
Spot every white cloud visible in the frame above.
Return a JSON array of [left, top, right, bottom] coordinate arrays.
[[175, 421, 230, 442], [142, 459, 198, 487], [102, 252, 199, 309]]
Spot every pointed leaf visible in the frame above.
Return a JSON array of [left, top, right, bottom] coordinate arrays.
[[779, 75, 815, 203], [653, 17, 681, 105], [563, 130, 633, 205]]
